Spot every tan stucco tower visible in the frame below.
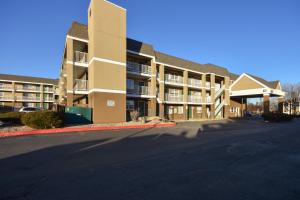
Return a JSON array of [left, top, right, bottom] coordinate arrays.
[[88, 0, 127, 123]]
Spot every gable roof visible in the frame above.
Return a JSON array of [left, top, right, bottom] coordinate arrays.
[[246, 74, 280, 89], [0, 74, 58, 85], [67, 22, 88, 40], [229, 73, 240, 81]]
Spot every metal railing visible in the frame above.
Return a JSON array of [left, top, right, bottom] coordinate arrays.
[[165, 94, 184, 102], [127, 61, 152, 75], [188, 95, 202, 103], [74, 51, 88, 64], [165, 74, 183, 85], [44, 97, 54, 101], [188, 78, 202, 88], [0, 84, 13, 90], [206, 96, 212, 103], [127, 86, 149, 95], [16, 86, 41, 92], [0, 96, 14, 101], [215, 85, 225, 99], [205, 82, 211, 88], [74, 79, 88, 91], [44, 87, 54, 92], [16, 96, 41, 101]]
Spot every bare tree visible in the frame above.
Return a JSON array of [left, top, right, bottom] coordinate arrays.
[[282, 83, 300, 114]]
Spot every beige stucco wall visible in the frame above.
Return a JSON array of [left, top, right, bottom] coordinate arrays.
[[231, 76, 264, 91]]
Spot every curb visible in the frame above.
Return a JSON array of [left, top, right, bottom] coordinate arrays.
[[0, 123, 176, 138]]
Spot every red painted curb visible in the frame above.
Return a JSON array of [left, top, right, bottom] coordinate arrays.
[[0, 123, 176, 138]]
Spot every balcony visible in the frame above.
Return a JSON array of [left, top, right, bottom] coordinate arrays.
[[44, 97, 54, 102], [165, 74, 184, 85], [16, 96, 41, 101], [165, 94, 184, 103], [206, 96, 212, 104], [16, 86, 41, 92], [74, 51, 88, 64], [74, 79, 88, 92], [44, 87, 54, 93], [127, 86, 150, 96], [0, 96, 14, 101], [127, 61, 152, 76], [0, 84, 13, 90], [188, 95, 202, 103], [205, 82, 211, 88], [188, 78, 202, 88]]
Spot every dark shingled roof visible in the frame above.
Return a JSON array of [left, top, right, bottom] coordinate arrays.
[[0, 74, 58, 85], [67, 22, 88, 40], [229, 73, 240, 81], [127, 38, 155, 56]]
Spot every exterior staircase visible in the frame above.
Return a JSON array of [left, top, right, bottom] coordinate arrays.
[[214, 85, 226, 118]]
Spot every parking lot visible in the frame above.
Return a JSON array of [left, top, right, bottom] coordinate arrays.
[[1, 119, 300, 200]]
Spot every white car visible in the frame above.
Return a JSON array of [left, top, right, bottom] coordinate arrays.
[[19, 107, 41, 113]]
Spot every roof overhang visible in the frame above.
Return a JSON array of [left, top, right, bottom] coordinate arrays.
[[230, 88, 285, 97]]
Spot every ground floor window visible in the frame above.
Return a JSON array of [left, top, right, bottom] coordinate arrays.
[[196, 107, 202, 113], [178, 106, 184, 114], [126, 100, 135, 111]]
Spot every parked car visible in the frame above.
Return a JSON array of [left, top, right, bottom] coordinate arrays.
[[19, 107, 41, 113]]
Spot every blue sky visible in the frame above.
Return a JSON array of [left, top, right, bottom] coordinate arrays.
[[0, 0, 299, 83]]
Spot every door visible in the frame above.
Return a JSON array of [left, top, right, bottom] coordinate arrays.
[[138, 101, 146, 117], [188, 106, 193, 119]]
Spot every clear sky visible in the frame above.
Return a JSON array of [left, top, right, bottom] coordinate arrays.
[[1, 0, 299, 83]]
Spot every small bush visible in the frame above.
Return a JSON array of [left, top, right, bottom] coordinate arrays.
[[130, 110, 139, 122], [262, 113, 294, 122], [0, 112, 24, 124], [21, 111, 64, 129]]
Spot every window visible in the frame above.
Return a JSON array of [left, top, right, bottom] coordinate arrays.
[[178, 106, 183, 114], [126, 100, 135, 111], [126, 79, 135, 90]]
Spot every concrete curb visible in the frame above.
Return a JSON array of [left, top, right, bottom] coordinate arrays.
[[0, 123, 176, 138]]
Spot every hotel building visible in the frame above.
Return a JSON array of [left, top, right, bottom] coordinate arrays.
[[0, 74, 58, 111], [58, 0, 285, 124]]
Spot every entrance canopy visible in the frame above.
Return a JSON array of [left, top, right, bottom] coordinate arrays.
[[229, 73, 285, 98]]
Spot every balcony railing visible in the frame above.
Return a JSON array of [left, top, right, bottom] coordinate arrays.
[[205, 82, 211, 88], [165, 74, 183, 85], [188, 78, 202, 88], [44, 97, 54, 101], [206, 96, 212, 103], [127, 86, 149, 96], [188, 95, 202, 103], [165, 94, 184, 102], [74, 79, 88, 91], [127, 61, 152, 75], [0, 85, 13, 90], [74, 51, 88, 64], [16, 86, 41, 92], [44, 88, 54, 93], [16, 96, 41, 101], [0, 96, 14, 101]]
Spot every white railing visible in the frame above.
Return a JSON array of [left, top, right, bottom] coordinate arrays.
[[0, 85, 13, 90], [188, 78, 202, 88], [165, 94, 184, 102], [206, 96, 212, 103], [0, 96, 14, 101], [74, 79, 88, 91], [127, 86, 149, 96], [205, 82, 211, 88], [74, 51, 88, 64], [44, 97, 54, 101], [16, 96, 41, 101], [16, 86, 41, 92], [127, 61, 152, 75], [215, 101, 225, 116], [165, 74, 183, 85], [44, 87, 54, 92], [188, 95, 202, 103]]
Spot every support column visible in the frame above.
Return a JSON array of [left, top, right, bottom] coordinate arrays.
[[210, 74, 215, 119], [149, 60, 157, 116], [263, 94, 270, 113], [278, 96, 285, 114], [202, 74, 206, 119], [40, 84, 44, 109], [183, 70, 188, 120], [66, 37, 74, 107], [159, 64, 165, 118], [224, 77, 230, 118], [12, 82, 15, 111]]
